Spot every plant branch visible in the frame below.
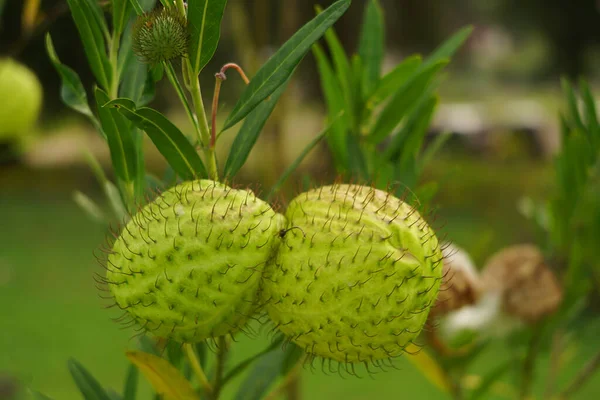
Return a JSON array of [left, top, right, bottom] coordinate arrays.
[[264, 360, 302, 400], [520, 324, 544, 400], [544, 329, 565, 398], [212, 336, 229, 400], [558, 349, 600, 399], [184, 343, 213, 395], [188, 67, 218, 180], [163, 61, 200, 136]]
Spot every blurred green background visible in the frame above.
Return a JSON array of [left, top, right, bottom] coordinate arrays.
[[2, 0, 600, 399]]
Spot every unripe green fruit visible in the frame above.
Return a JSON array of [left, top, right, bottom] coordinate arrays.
[[0, 58, 42, 140], [262, 184, 443, 364], [132, 8, 189, 65], [105, 180, 286, 343]]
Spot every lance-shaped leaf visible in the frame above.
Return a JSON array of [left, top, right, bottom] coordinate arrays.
[[66, 0, 112, 90], [423, 25, 473, 68], [126, 351, 200, 400], [68, 358, 112, 400], [234, 344, 304, 400], [95, 88, 137, 184], [45, 33, 99, 129], [367, 55, 421, 107], [112, 0, 133, 37], [224, 77, 291, 179], [188, 0, 228, 74], [222, 0, 351, 131], [123, 363, 139, 400], [369, 59, 447, 144], [106, 99, 206, 180], [312, 43, 349, 170], [358, 0, 384, 96]]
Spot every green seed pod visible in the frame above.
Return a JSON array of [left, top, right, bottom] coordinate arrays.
[[262, 184, 443, 365], [104, 180, 286, 343], [132, 8, 189, 65]]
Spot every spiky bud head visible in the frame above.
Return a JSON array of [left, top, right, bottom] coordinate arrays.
[[132, 8, 189, 65], [262, 184, 443, 364], [105, 180, 286, 343]]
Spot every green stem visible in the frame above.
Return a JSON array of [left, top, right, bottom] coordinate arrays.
[[108, 35, 120, 99], [212, 337, 229, 400], [183, 343, 213, 395], [174, 0, 186, 16], [174, 0, 218, 180], [188, 62, 218, 180], [559, 349, 600, 399], [163, 61, 199, 137], [520, 324, 544, 400]]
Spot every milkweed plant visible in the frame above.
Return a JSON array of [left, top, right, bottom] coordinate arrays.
[[24, 0, 600, 399]]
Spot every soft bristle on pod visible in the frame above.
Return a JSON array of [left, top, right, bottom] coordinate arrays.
[[103, 180, 286, 343], [261, 184, 444, 365]]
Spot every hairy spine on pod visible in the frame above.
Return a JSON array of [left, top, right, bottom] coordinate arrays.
[[262, 184, 444, 366], [100, 180, 286, 343]]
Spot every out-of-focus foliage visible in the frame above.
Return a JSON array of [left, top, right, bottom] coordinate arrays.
[[314, 0, 471, 203]]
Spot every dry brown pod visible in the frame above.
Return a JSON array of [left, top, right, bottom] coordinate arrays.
[[480, 244, 562, 323], [430, 244, 482, 318]]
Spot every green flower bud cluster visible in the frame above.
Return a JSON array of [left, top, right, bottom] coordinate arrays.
[[132, 8, 189, 65], [101, 181, 443, 366]]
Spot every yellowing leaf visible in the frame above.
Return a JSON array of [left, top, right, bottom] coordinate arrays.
[[405, 344, 454, 394], [126, 350, 200, 400]]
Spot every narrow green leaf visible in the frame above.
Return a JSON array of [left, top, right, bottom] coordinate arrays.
[[562, 78, 586, 134], [188, 0, 228, 74], [107, 389, 123, 400], [224, 78, 291, 179], [128, 0, 145, 16], [398, 96, 438, 171], [45, 34, 99, 127], [420, 131, 451, 171], [234, 345, 302, 400], [68, 358, 112, 400], [369, 60, 447, 144], [163, 61, 198, 133], [83, 0, 110, 39], [113, 0, 133, 37], [367, 55, 421, 106], [312, 43, 349, 170], [358, 0, 384, 95], [384, 95, 438, 162], [223, 0, 351, 130], [423, 25, 473, 68], [579, 79, 600, 149], [73, 190, 106, 223], [95, 88, 137, 184], [105, 180, 128, 220], [66, 0, 112, 90], [133, 129, 146, 202], [29, 390, 54, 400], [222, 336, 285, 386], [107, 99, 207, 180], [468, 360, 512, 400], [279, 343, 304, 377], [267, 117, 336, 201], [316, 5, 355, 127], [123, 364, 138, 400], [346, 133, 368, 180]]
